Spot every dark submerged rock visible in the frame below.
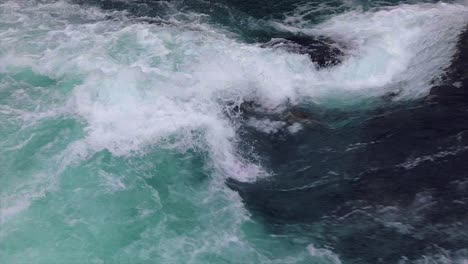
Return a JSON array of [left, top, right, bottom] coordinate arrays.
[[261, 35, 345, 67]]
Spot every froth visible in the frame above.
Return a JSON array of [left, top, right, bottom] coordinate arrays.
[[1, 0, 467, 182], [275, 1, 468, 99]]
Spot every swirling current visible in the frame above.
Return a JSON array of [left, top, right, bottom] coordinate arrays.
[[1, 0, 468, 263]]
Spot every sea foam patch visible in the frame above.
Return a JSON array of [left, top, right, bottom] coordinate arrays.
[[1, 0, 467, 192], [274, 1, 468, 99]]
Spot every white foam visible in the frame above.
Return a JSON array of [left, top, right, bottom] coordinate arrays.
[[0, 0, 467, 186], [246, 117, 287, 134], [0, 172, 53, 225], [398, 146, 468, 169], [0, 199, 31, 225], [307, 244, 342, 264], [275, 1, 468, 99], [287, 123, 303, 133]]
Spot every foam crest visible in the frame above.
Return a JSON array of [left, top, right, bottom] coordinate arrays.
[[1, 0, 467, 182], [275, 1, 468, 99]]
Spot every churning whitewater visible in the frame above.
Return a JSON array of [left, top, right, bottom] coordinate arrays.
[[1, 0, 468, 263]]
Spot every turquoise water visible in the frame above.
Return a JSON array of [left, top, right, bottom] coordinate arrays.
[[0, 68, 316, 263], [1, 0, 467, 263], [0, 2, 322, 263]]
